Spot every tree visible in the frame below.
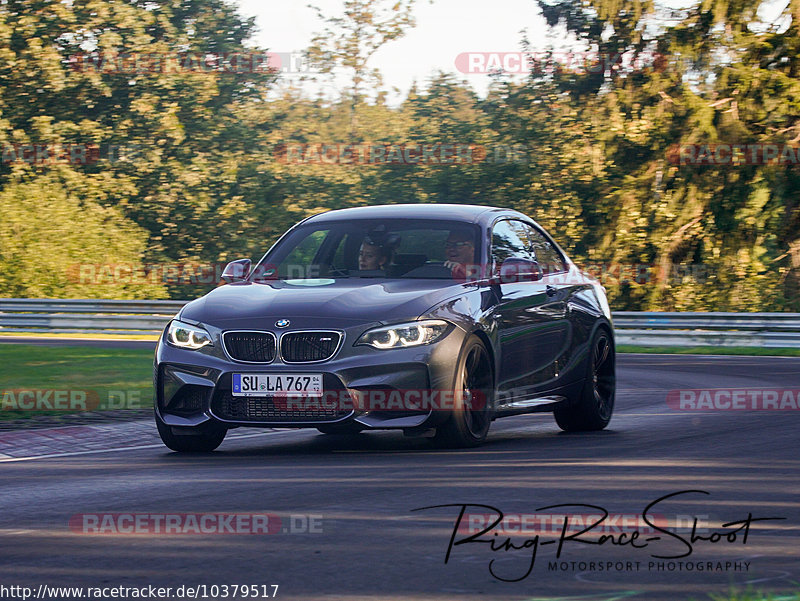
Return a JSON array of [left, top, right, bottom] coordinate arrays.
[[528, 0, 800, 310], [0, 0, 281, 298], [306, 0, 421, 137], [0, 170, 166, 299]]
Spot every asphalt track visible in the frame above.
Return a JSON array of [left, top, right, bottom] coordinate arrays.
[[0, 353, 798, 601]]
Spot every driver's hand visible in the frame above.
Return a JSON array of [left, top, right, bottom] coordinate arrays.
[[444, 261, 466, 281]]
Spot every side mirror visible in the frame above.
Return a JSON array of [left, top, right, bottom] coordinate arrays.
[[490, 258, 543, 285], [221, 259, 251, 283]]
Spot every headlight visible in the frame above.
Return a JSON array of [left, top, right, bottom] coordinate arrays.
[[356, 320, 449, 349], [167, 320, 213, 350]]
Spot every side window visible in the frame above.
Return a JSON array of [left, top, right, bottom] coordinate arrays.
[[518, 223, 567, 275], [491, 220, 533, 269], [330, 233, 352, 270], [279, 229, 329, 278]]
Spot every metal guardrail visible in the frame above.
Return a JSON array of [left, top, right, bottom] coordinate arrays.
[[1, 299, 799, 347], [612, 311, 800, 348], [0, 298, 184, 336]]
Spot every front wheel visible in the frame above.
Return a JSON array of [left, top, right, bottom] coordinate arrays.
[[155, 412, 227, 452], [554, 327, 615, 432], [434, 335, 494, 448]]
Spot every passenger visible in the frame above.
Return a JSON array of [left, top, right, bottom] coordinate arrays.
[[358, 239, 392, 271]]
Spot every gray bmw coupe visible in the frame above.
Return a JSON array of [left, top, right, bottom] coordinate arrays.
[[154, 204, 615, 451]]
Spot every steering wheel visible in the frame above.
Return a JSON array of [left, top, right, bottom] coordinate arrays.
[[327, 267, 350, 277]]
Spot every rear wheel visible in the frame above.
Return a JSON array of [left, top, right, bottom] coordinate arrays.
[[554, 327, 615, 431], [434, 336, 494, 448], [155, 412, 227, 452]]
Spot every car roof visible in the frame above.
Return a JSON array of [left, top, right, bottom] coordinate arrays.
[[304, 203, 524, 225]]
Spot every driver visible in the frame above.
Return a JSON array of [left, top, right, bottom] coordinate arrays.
[[443, 229, 476, 281]]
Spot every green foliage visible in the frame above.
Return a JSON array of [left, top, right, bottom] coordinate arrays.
[[526, 0, 800, 310], [0, 170, 166, 298]]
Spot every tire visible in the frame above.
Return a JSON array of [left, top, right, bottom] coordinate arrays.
[[434, 335, 494, 448], [316, 423, 364, 435], [155, 412, 227, 452], [554, 327, 615, 432]]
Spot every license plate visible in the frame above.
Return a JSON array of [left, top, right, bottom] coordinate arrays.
[[232, 373, 323, 397]]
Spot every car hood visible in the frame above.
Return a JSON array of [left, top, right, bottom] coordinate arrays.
[[179, 279, 467, 328]]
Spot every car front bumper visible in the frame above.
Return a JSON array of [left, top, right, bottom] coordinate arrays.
[[154, 321, 469, 431]]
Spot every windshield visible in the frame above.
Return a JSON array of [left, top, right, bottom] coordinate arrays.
[[251, 218, 482, 281]]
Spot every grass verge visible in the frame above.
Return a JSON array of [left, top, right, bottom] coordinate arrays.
[[617, 345, 800, 356], [0, 344, 153, 421], [0, 332, 158, 341]]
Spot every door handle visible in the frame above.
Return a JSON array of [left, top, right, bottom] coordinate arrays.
[[546, 285, 557, 297]]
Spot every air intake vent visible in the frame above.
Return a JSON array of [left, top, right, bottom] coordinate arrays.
[[223, 331, 276, 363], [213, 392, 349, 422], [163, 385, 207, 416], [281, 331, 341, 363]]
